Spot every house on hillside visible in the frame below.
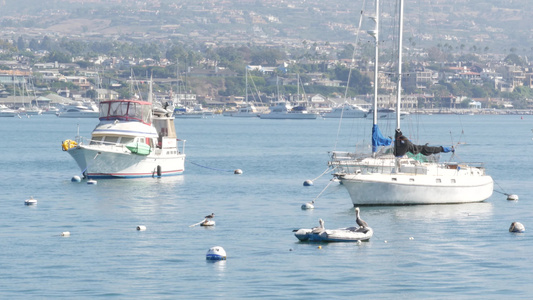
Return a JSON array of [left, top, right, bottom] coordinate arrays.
[[95, 89, 119, 101]]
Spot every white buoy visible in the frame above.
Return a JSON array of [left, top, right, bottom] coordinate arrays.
[[200, 220, 215, 227], [301, 202, 315, 210], [61, 231, 71, 237], [137, 225, 147, 231], [87, 179, 97, 185], [234, 169, 243, 175], [24, 196, 37, 205], [507, 194, 519, 201], [71, 176, 82, 182], [509, 222, 525, 233], [303, 180, 314, 186], [206, 246, 226, 260]]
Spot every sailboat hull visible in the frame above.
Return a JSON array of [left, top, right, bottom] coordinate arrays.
[[339, 172, 494, 205]]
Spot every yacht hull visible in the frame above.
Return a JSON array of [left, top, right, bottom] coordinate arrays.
[[67, 145, 185, 178]]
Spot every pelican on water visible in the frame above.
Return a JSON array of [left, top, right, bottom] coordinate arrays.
[[355, 207, 368, 229]]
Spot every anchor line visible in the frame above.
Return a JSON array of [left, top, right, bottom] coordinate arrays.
[[189, 161, 235, 172], [493, 180, 512, 196], [81, 152, 100, 178], [310, 166, 336, 182], [310, 179, 336, 204]]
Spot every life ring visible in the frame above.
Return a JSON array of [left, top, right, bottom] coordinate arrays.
[[62, 139, 78, 151]]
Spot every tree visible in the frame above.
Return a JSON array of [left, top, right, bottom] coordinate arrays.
[[337, 44, 355, 59], [504, 53, 524, 66], [85, 89, 97, 99], [250, 48, 284, 65], [60, 39, 87, 56], [17, 36, 26, 51], [45, 51, 72, 63], [329, 65, 372, 94]]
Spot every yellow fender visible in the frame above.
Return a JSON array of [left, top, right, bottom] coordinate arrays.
[[62, 139, 78, 151]]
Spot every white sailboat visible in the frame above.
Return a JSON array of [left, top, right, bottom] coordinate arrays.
[[332, 0, 493, 205], [259, 101, 318, 119], [231, 67, 259, 117], [260, 74, 319, 119]]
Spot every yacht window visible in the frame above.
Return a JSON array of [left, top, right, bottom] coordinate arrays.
[[103, 136, 119, 145], [90, 136, 104, 145], [120, 137, 134, 144], [436, 179, 441, 183], [451, 179, 456, 183]]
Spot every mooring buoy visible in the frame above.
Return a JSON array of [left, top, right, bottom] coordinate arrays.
[[301, 202, 315, 210], [206, 246, 226, 260], [509, 222, 525, 233], [303, 180, 313, 186], [507, 194, 519, 201]]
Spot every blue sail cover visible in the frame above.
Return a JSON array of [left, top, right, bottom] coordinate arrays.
[[372, 124, 392, 152]]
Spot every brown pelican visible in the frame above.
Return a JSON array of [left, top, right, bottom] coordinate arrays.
[[355, 207, 368, 228], [311, 218, 325, 233]]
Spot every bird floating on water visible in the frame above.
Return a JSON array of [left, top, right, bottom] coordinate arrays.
[[205, 213, 215, 219], [24, 196, 37, 205]]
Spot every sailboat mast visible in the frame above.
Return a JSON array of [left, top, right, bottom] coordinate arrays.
[[372, 0, 380, 125], [245, 67, 248, 103], [396, 0, 404, 130], [297, 73, 300, 103], [148, 74, 153, 103]]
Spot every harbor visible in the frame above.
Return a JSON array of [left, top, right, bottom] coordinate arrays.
[[1, 114, 531, 298]]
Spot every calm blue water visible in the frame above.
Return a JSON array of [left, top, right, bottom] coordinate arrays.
[[1, 114, 532, 299]]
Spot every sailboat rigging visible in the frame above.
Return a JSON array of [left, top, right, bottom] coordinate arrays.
[[331, 0, 494, 205]]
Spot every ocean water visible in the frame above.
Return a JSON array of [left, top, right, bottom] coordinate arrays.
[[1, 114, 532, 299]]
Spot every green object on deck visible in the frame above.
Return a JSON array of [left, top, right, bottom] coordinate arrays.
[[126, 142, 151, 155]]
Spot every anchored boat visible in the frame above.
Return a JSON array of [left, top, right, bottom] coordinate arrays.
[[294, 226, 373, 242], [62, 97, 186, 178], [330, 0, 493, 205], [295, 209, 373, 242]]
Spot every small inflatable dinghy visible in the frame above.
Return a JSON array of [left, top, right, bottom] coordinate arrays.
[[294, 226, 373, 242], [294, 208, 373, 242]]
